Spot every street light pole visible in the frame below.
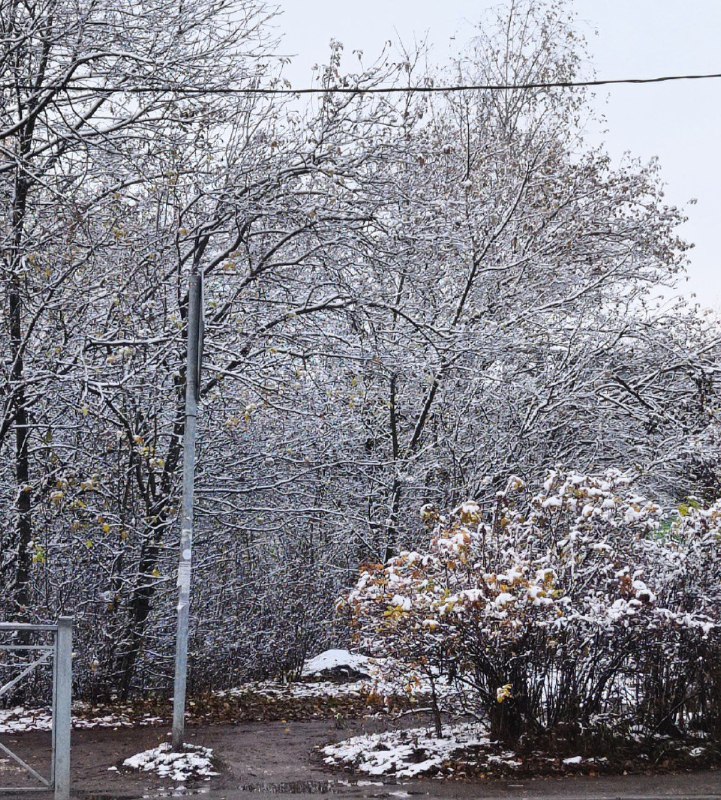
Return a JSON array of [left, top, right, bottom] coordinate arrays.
[[172, 271, 203, 750]]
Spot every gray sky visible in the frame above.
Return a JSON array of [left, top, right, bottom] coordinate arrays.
[[278, 0, 721, 307]]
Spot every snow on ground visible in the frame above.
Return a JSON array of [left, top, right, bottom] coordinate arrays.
[[0, 650, 454, 735], [322, 722, 521, 778], [122, 742, 219, 782], [291, 649, 458, 703], [219, 679, 369, 701], [302, 649, 373, 677], [218, 649, 454, 704], [300, 649, 403, 697], [0, 703, 163, 734]]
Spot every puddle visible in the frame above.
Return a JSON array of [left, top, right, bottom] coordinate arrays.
[[234, 781, 426, 797], [78, 781, 428, 799], [78, 784, 428, 800], [237, 781, 339, 794], [77, 788, 211, 800]]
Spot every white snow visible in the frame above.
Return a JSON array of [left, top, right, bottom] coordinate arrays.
[[302, 649, 371, 677], [220, 679, 371, 701], [321, 722, 504, 778], [122, 742, 219, 782], [0, 704, 163, 734], [494, 592, 515, 607], [1, 650, 457, 738]]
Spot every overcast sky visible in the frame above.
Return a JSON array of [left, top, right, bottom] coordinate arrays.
[[278, 0, 721, 307]]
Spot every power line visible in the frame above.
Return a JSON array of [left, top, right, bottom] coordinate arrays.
[[3, 71, 721, 96]]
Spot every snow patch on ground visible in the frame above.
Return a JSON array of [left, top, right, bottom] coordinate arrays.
[[220, 679, 369, 701], [122, 742, 219, 782], [0, 703, 164, 734], [322, 722, 505, 778], [0, 707, 53, 733], [0, 650, 456, 735], [223, 649, 459, 706], [302, 649, 371, 677]]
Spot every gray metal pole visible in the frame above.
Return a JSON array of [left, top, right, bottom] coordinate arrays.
[[54, 617, 72, 800], [172, 273, 202, 750]]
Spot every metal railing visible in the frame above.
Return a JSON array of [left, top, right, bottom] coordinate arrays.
[[0, 618, 72, 800]]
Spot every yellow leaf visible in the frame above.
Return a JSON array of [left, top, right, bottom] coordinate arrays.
[[496, 683, 513, 703]]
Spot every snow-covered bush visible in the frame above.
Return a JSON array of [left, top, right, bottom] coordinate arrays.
[[345, 471, 721, 744]]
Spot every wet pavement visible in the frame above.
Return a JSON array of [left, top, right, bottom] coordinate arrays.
[[67, 770, 721, 800]]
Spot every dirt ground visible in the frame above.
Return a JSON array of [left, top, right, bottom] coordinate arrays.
[[1, 719, 721, 800]]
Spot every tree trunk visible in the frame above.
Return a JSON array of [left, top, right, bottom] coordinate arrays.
[[9, 166, 32, 615]]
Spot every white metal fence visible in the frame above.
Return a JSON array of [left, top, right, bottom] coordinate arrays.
[[0, 619, 72, 800]]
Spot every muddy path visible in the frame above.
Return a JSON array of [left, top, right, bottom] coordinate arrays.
[[2, 718, 720, 800], [0, 717, 393, 797]]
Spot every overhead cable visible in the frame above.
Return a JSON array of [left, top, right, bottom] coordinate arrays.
[[2, 71, 721, 95]]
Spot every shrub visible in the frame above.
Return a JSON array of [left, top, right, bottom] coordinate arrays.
[[345, 470, 721, 745]]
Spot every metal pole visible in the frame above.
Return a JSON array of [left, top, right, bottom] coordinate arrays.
[[172, 273, 202, 750], [54, 617, 72, 800]]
